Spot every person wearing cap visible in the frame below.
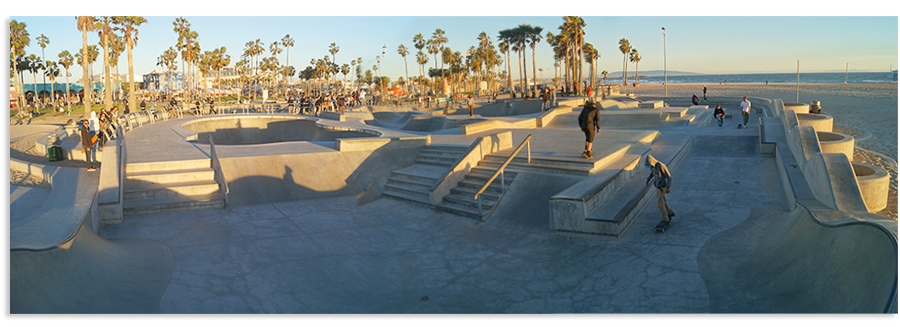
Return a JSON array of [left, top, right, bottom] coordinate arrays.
[[645, 155, 674, 223], [577, 99, 601, 159], [740, 96, 751, 126]]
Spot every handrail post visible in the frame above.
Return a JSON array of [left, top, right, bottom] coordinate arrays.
[[501, 170, 505, 193], [478, 197, 483, 217], [527, 140, 531, 163]]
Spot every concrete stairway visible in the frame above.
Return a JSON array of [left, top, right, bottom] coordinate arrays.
[[122, 159, 225, 216], [382, 145, 468, 205]]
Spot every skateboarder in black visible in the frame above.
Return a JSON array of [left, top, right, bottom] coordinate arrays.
[[645, 155, 674, 230], [577, 99, 600, 159]]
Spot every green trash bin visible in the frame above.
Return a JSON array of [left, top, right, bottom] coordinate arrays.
[[48, 145, 63, 162]]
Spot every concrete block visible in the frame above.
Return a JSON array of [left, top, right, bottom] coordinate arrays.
[[851, 162, 890, 213], [817, 131, 854, 161], [638, 100, 665, 109], [797, 113, 833, 132]]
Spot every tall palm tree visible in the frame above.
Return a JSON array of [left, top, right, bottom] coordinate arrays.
[[630, 48, 641, 84], [431, 29, 448, 94], [415, 51, 428, 94], [45, 60, 59, 111], [602, 70, 608, 84], [527, 25, 543, 98], [37, 34, 50, 97], [281, 34, 294, 85], [109, 33, 125, 100], [113, 16, 146, 113], [618, 38, 631, 85], [58, 50, 74, 114], [397, 44, 409, 93], [497, 30, 513, 98], [583, 43, 599, 96], [560, 16, 586, 95], [328, 42, 339, 90], [243, 39, 264, 99], [269, 41, 282, 92], [77, 16, 95, 112], [26, 54, 43, 105], [10, 20, 30, 109], [96, 16, 115, 111]]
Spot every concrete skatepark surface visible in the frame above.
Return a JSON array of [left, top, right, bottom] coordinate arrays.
[[8, 97, 898, 314]]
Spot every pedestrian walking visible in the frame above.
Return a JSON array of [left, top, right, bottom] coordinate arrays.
[[703, 85, 707, 100], [81, 119, 96, 172], [740, 96, 751, 126], [467, 94, 474, 117]]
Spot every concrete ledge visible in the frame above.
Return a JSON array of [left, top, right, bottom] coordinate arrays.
[[851, 162, 890, 213], [536, 106, 574, 127], [817, 131, 854, 161], [319, 111, 346, 121], [783, 102, 810, 114], [98, 135, 124, 225], [335, 135, 430, 152], [638, 100, 665, 109]]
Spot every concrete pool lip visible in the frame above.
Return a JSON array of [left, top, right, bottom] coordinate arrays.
[[180, 114, 384, 145]]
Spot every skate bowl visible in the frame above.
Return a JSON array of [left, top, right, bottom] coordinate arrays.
[[851, 162, 890, 212], [797, 113, 833, 132], [181, 116, 381, 145], [365, 110, 486, 133], [475, 99, 544, 117], [816, 131, 854, 161], [783, 102, 810, 114]]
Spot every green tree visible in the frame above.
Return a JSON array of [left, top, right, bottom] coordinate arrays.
[[37, 34, 50, 97], [77, 16, 96, 113], [27, 54, 44, 104], [630, 48, 641, 84], [281, 34, 294, 85], [58, 50, 74, 114], [96, 16, 115, 111], [497, 30, 513, 98], [527, 25, 543, 98], [10, 20, 30, 109], [44, 60, 59, 111], [397, 44, 409, 93], [583, 43, 599, 95], [113, 16, 146, 113]]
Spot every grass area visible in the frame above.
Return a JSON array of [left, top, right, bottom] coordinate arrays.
[[10, 103, 119, 119]]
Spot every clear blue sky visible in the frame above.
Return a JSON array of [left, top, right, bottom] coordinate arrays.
[[9, 1, 900, 85]]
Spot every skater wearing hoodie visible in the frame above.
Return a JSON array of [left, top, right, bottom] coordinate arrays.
[[645, 155, 674, 223], [577, 99, 601, 159]]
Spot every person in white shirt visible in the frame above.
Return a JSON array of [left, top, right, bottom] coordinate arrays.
[[740, 96, 751, 126]]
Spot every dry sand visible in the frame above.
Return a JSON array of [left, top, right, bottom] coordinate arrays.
[[630, 83, 898, 220]]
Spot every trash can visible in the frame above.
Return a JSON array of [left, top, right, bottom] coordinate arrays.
[[810, 100, 821, 114], [48, 145, 63, 161]]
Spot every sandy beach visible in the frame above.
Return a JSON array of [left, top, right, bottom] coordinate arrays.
[[629, 82, 898, 219]]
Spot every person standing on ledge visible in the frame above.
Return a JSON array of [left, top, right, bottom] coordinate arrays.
[[740, 96, 751, 126], [645, 155, 674, 223], [577, 99, 600, 159], [467, 94, 474, 117]]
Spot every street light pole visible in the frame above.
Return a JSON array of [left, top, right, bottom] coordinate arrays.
[[662, 27, 667, 97]]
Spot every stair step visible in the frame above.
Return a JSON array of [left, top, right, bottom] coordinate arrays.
[[124, 180, 221, 200], [123, 194, 224, 216], [125, 159, 210, 173], [483, 153, 596, 169], [466, 169, 520, 181], [125, 167, 216, 185], [586, 172, 654, 228], [477, 160, 592, 176], [425, 145, 469, 152], [420, 148, 467, 157], [384, 183, 430, 197], [382, 189, 431, 206], [458, 178, 507, 193], [415, 158, 453, 167], [450, 186, 502, 201], [434, 201, 485, 220], [442, 193, 496, 210], [386, 175, 434, 189], [417, 153, 460, 163]]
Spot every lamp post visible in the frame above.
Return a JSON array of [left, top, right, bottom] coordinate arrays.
[[554, 62, 559, 89], [662, 27, 667, 97]]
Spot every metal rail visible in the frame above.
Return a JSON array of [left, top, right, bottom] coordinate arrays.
[[473, 134, 531, 216]]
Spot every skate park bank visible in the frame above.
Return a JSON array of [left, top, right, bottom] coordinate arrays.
[[9, 93, 897, 313]]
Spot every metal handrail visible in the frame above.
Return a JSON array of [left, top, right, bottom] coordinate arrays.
[[208, 135, 229, 207], [474, 134, 531, 215]]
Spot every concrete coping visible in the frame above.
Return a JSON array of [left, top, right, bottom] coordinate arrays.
[[797, 113, 832, 121], [816, 131, 852, 143], [178, 114, 384, 142]]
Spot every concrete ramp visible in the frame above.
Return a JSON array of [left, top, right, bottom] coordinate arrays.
[[476, 99, 544, 117], [185, 118, 375, 145], [545, 111, 673, 129], [11, 223, 174, 313], [698, 208, 898, 313]]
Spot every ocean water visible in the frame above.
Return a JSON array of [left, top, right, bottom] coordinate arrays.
[[633, 72, 895, 84]]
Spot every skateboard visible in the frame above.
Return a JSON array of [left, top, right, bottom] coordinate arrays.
[[737, 124, 743, 129], [580, 151, 593, 159], [655, 220, 671, 232]]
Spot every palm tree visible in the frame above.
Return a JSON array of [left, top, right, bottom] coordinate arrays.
[[397, 44, 409, 93], [37, 34, 50, 97], [26, 54, 44, 105], [281, 34, 294, 85], [243, 39, 264, 99], [497, 30, 513, 98], [630, 48, 641, 85], [58, 50, 74, 114], [45, 60, 59, 111], [77, 16, 95, 112], [602, 70, 608, 84], [328, 42, 339, 91], [559, 16, 586, 95], [527, 25, 543, 98], [618, 38, 631, 85], [415, 50, 428, 94], [113, 16, 146, 113], [109, 33, 125, 100], [269, 42, 283, 93], [96, 16, 115, 111], [10, 20, 30, 109], [431, 29, 448, 94], [583, 43, 599, 96]]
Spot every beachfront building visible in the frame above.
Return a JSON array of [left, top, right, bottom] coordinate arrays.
[[142, 69, 196, 95]]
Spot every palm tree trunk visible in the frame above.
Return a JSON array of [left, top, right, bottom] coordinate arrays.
[[505, 51, 512, 98], [127, 36, 136, 113], [65, 69, 71, 115], [531, 46, 537, 98], [102, 31, 112, 111]]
